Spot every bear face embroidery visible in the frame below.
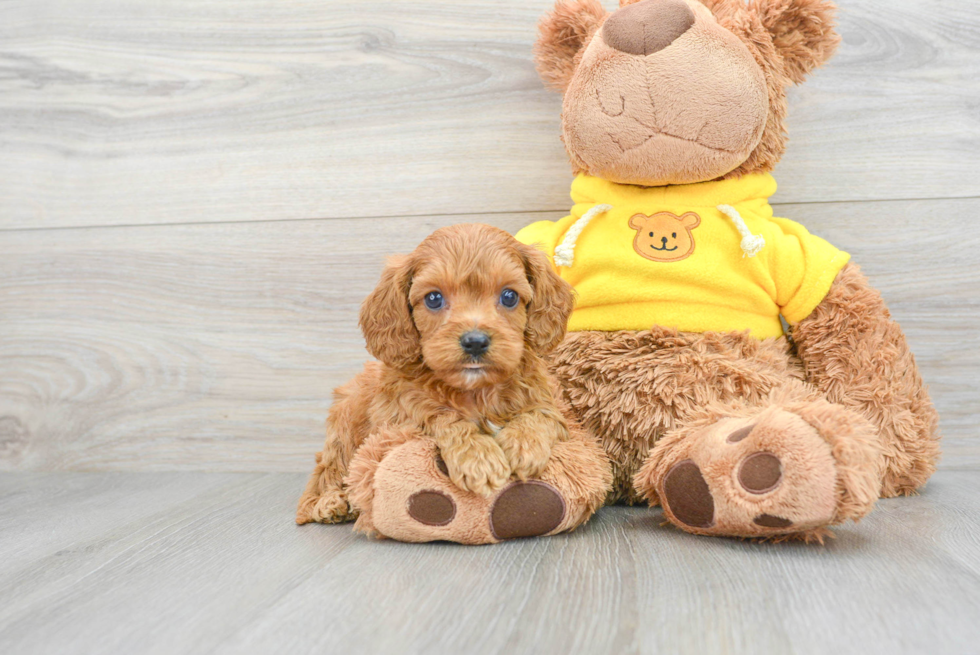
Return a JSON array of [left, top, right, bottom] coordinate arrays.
[[629, 212, 701, 262]]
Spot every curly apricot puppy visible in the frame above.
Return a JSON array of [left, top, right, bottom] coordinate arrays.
[[296, 224, 609, 539]]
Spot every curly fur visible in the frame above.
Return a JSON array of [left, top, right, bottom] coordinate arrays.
[[550, 328, 806, 503], [345, 385, 613, 539], [344, 424, 414, 537], [297, 224, 584, 525], [793, 263, 941, 497]]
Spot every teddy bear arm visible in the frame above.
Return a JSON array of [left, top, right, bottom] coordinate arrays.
[[791, 262, 941, 496]]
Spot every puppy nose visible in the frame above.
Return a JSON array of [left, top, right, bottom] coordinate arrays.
[[460, 330, 491, 357], [602, 0, 695, 56]]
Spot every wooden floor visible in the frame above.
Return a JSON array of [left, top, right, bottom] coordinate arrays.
[[1, 471, 979, 655], [2, 0, 979, 653]]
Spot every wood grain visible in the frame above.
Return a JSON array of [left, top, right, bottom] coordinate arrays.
[[0, 471, 978, 655], [1, 198, 977, 472], [1, 0, 977, 651], [1, 0, 979, 230]]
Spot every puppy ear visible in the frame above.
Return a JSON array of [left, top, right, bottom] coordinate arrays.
[[752, 0, 841, 84], [535, 0, 608, 92], [519, 243, 575, 354], [358, 255, 422, 370]]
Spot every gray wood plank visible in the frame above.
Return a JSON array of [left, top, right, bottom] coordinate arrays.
[[1, 0, 978, 230], [0, 471, 978, 655], [0, 472, 359, 655], [1, 198, 977, 472], [0, 472, 248, 574]]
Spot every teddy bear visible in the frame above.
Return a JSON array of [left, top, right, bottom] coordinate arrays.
[[515, 0, 940, 540], [299, 0, 940, 544]]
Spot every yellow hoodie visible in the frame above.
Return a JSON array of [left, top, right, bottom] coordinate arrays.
[[516, 173, 849, 339]]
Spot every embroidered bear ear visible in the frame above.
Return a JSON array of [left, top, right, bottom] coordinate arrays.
[[751, 0, 841, 85], [680, 212, 701, 229], [534, 0, 609, 92]]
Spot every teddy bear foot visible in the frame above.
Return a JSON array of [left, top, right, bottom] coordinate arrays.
[[658, 409, 838, 537], [488, 480, 567, 540], [402, 478, 566, 540], [348, 437, 608, 544], [636, 401, 882, 540]]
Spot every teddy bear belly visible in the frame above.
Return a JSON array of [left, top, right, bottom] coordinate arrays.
[[548, 326, 805, 503]]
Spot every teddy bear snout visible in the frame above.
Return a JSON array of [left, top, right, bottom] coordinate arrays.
[[602, 0, 695, 57]]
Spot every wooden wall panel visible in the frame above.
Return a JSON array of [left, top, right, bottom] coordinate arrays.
[[2, 199, 976, 471], [1, 0, 978, 230]]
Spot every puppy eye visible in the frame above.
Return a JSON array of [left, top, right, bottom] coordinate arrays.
[[423, 291, 444, 310], [499, 288, 519, 309]]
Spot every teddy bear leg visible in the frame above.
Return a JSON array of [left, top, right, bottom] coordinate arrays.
[[344, 429, 611, 544], [634, 385, 884, 541], [793, 263, 941, 497]]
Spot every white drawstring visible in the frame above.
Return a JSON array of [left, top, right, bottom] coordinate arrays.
[[717, 204, 765, 257], [555, 202, 764, 264], [553, 203, 613, 267]]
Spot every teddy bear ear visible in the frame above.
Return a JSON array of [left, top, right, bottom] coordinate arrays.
[[534, 0, 609, 92], [752, 0, 841, 85], [680, 212, 701, 228]]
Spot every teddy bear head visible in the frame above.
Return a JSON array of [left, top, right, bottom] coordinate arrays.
[[535, 0, 840, 186]]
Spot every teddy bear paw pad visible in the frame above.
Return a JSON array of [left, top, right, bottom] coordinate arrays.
[[737, 451, 783, 494], [407, 490, 456, 526], [726, 423, 756, 443], [753, 514, 793, 528], [662, 460, 715, 528], [489, 481, 566, 540]]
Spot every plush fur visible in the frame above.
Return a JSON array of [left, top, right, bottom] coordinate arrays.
[[534, 0, 608, 92], [300, 0, 940, 544], [535, 0, 841, 183], [345, 385, 611, 542], [550, 326, 806, 504], [296, 224, 611, 542], [793, 263, 941, 497], [529, 0, 939, 540]]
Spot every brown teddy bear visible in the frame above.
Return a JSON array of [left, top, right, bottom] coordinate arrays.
[[299, 0, 940, 544], [516, 0, 940, 540]]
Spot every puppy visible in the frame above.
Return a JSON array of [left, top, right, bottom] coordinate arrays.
[[297, 223, 576, 524]]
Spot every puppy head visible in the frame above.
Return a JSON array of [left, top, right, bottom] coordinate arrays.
[[359, 224, 574, 389]]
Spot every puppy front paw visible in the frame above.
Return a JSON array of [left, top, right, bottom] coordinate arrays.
[[296, 488, 354, 525], [441, 435, 511, 497], [497, 427, 552, 481]]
